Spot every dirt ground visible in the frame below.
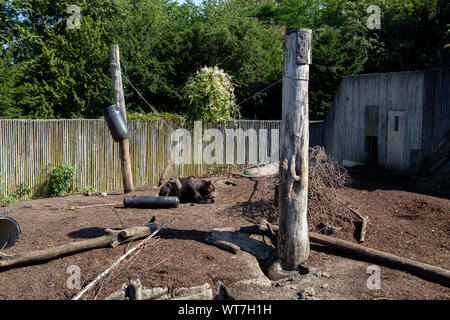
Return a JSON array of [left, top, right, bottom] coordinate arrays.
[[0, 166, 449, 300]]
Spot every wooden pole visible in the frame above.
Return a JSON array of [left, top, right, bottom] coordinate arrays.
[[278, 28, 312, 270], [110, 45, 134, 193]]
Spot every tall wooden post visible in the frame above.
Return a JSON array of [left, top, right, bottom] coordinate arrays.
[[278, 28, 312, 270], [110, 44, 134, 193]]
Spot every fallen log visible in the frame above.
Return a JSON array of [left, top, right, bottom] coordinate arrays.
[[0, 223, 161, 271], [239, 221, 450, 287], [231, 172, 259, 180], [309, 232, 450, 287], [205, 235, 241, 255], [337, 199, 370, 243], [71, 202, 123, 210], [73, 218, 175, 300], [359, 216, 369, 243]]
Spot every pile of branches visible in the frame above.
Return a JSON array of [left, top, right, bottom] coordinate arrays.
[[306, 146, 353, 232], [230, 147, 353, 232]]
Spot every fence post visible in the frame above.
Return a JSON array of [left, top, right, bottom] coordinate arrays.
[[110, 45, 134, 193], [278, 28, 312, 270]]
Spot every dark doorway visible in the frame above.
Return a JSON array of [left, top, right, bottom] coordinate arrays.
[[365, 136, 378, 164]]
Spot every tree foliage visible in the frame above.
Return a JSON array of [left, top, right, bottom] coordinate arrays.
[[183, 66, 239, 123], [0, 0, 447, 121]]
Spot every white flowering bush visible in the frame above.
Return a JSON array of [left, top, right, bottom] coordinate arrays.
[[183, 66, 240, 123]]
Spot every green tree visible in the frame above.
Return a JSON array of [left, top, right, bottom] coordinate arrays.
[[106, 0, 284, 119], [26, 17, 111, 118], [0, 45, 25, 118], [347, 0, 448, 73], [2, 0, 446, 121], [180, 0, 284, 119], [254, 0, 369, 119], [2, 0, 125, 118]]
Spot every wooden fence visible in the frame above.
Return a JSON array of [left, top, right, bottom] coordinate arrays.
[[0, 119, 324, 197]]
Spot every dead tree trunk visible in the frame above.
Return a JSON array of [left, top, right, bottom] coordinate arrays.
[[110, 44, 134, 193], [278, 28, 312, 270]]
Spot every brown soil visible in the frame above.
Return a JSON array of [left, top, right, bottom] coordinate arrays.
[[0, 166, 449, 300]]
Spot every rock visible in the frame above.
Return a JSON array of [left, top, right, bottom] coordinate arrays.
[[299, 287, 316, 300], [100, 192, 107, 197], [171, 283, 213, 300], [313, 270, 330, 278], [214, 280, 230, 300], [234, 252, 272, 287], [106, 281, 213, 300], [105, 283, 128, 300], [267, 259, 292, 281], [211, 228, 275, 260], [128, 279, 142, 300], [247, 162, 279, 176], [141, 287, 170, 300], [321, 283, 329, 289]]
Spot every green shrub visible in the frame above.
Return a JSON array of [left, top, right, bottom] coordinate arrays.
[[46, 162, 79, 197], [126, 111, 185, 122], [75, 186, 96, 194], [0, 176, 32, 204], [12, 183, 32, 201], [182, 66, 240, 124]]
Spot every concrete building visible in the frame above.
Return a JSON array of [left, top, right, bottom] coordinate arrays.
[[324, 69, 449, 174]]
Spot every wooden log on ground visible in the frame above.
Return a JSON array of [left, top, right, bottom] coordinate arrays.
[[359, 216, 369, 243], [205, 235, 241, 255], [73, 218, 174, 300], [337, 198, 369, 243], [71, 203, 122, 210], [0, 223, 160, 271], [238, 221, 450, 287], [309, 232, 450, 287], [231, 172, 259, 180]]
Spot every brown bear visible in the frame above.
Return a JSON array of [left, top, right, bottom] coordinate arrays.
[[158, 176, 215, 204]]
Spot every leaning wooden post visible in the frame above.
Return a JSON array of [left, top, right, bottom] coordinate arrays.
[[110, 45, 134, 193], [278, 28, 312, 270]]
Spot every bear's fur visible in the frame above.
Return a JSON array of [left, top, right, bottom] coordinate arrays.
[[158, 176, 215, 204]]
